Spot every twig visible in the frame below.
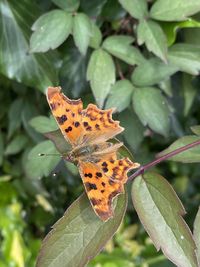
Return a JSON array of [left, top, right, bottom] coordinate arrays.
[[128, 139, 200, 181]]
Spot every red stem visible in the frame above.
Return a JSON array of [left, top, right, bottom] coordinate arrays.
[[128, 139, 200, 181]]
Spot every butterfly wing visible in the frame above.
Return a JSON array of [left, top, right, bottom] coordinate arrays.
[[47, 87, 123, 147], [47, 87, 84, 146], [78, 156, 139, 221], [81, 104, 124, 144]]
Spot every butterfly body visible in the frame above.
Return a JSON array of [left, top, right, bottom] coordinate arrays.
[[47, 86, 140, 221]]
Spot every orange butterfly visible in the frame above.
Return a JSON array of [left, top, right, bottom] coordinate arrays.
[[47, 87, 140, 221]]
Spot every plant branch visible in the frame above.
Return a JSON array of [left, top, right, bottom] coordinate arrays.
[[128, 138, 200, 181]]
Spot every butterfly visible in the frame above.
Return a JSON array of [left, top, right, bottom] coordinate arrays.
[[47, 86, 140, 221]]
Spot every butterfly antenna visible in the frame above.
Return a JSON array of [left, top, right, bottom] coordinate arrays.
[[38, 153, 63, 157]]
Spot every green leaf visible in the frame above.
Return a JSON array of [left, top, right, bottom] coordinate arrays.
[[137, 19, 167, 62], [5, 135, 28, 155], [89, 22, 102, 49], [119, 109, 144, 151], [52, 0, 80, 12], [194, 207, 200, 265], [80, 0, 107, 17], [44, 130, 71, 154], [150, 0, 200, 21], [132, 87, 170, 136], [30, 10, 73, 53], [161, 19, 200, 46], [73, 13, 92, 55], [168, 44, 200, 75], [118, 0, 148, 20], [29, 116, 58, 133], [0, 0, 58, 91], [191, 125, 200, 136], [182, 74, 196, 116], [157, 135, 200, 163], [105, 80, 134, 112], [25, 140, 60, 179], [0, 132, 3, 166], [36, 192, 127, 267], [87, 48, 115, 108], [103, 35, 144, 65], [131, 58, 178, 86], [132, 172, 198, 267], [60, 45, 88, 98], [8, 98, 23, 138]]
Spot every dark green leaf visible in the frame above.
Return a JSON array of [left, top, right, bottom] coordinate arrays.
[[29, 116, 58, 133], [52, 0, 80, 12], [103, 35, 144, 65], [8, 98, 23, 138], [131, 58, 178, 86], [73, 13, 92, 55], [25, 140, 60, 179], [168, 44, 200, 75], [44, 130, 71, 154], [150, 0, 200, 21], [105, 79, 134, 112], [87, 48, 115, 107], [5, 135, 28, 155], [137, 19, 167, 62], [119, 109, 144, 151], [132, 172, 198, 267], [36, 192, 127, 267], [80, 0, 107, 17], [119, 0, 148, 20], [0, 0, 58, 91], [132, 87, 170, 136], [157, 135, 200, 163], [0, 131, 3, 166], [194, 207, 200, 264], [182, 74, 196, 116], [30, 10, 73, 53], [60, 45, 88, 98]]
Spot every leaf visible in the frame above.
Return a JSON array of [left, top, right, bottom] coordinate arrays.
[[150, 0, 200, 21], [157, 135, 200, 163], [182, 74, 196, 116], [30, 10, 73, 53], [73, 13, 92, 55], [36, 192, 127, 267], [0, 0, 58, 91], [137, 19, 167, 62], [105, 79, 134, 112], [194, 207, 200, 264], [168, 44, 200, 75], [80, 0, 107, 17], [119, 109, 144, 151], [52, 0, 80, 12], [161, 19, 200, 46], [5, 135, 28, 155], [25, 140, 60, 179], [132, 87, 170, 136], [8, 98, 23, 139], [87, 48, 115, 108], [29, 116, 58, 133], [103, 35, 145, 66], [132, 172, 198, 267], [60, 45, 88, 98], [44, 130, 71, 154], [131, 58, 178, 86], [89, 22, 102, 49], [191, 125, 200, 136], [0, 131, 3, 166], [118, 0, 148, 20]]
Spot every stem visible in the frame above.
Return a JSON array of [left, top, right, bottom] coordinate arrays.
[[128, 138, 200, 181]]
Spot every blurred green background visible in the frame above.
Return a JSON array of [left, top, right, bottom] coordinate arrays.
[[0, 0, 200, 266]]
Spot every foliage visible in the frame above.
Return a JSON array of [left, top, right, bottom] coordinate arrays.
[[0, 0, 200, 267]]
